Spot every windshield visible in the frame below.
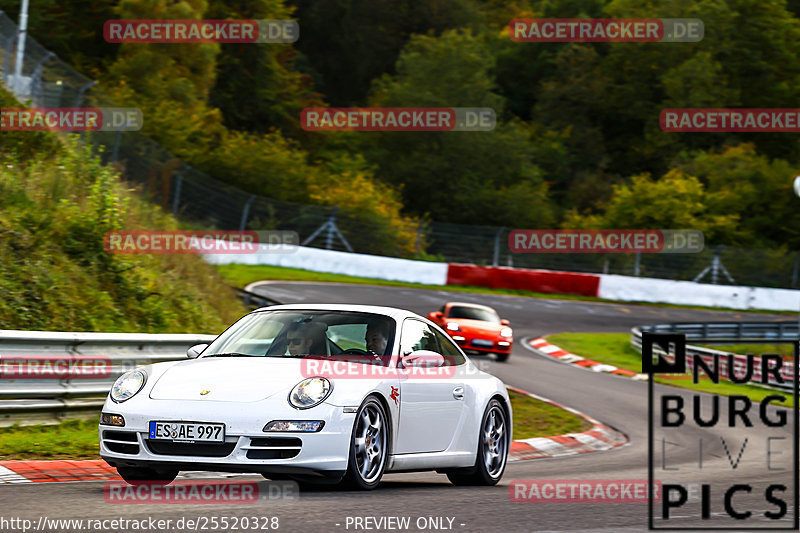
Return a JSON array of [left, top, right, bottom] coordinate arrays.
[[447, 306, 500, 324], [203, 310, 395, 359]]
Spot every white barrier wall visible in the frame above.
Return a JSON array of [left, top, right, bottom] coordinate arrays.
[[206, 243, 800, 311], [598, 274, 800, 312], [205, 244, 449, 286]]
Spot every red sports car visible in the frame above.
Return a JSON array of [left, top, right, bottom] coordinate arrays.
[[427, 302, 513, 362]]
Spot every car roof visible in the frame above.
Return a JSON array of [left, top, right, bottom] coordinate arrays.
[[250, 303, 423, 322], [445, 301, 498, 313]]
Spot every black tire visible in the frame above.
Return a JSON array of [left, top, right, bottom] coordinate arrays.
[[342, 396, 389, 490], [495, 352, 510, 362], [447, 399, 508, 486], [117, 466, 179, 486]]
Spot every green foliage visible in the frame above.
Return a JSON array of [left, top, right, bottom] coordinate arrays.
[[0, 127, 246, 332], [564, 169, 741, 243]]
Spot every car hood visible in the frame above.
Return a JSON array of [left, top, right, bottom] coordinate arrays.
[[449, 318, 504, 335], [149, 357, 307, 402]]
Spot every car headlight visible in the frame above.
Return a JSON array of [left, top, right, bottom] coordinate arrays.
[[446, 322, 461, 331], [500, 327, 513, 338], [289, 377, 332, 409], [110, 370, 146, 403]]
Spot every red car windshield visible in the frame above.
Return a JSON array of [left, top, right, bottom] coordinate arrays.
[[447, 306, 500, 324]]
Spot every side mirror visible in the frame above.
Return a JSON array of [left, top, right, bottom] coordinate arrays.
[[500, 319, 510, 326], [187, 343, 208, 359], [429, 311, 443, 321], [402, 350, 445, 368]]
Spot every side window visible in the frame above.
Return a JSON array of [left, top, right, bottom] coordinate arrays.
[[433, 329, 466, 366], [400, 319, 439, 355]]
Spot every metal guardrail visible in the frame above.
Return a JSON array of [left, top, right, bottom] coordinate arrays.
[[0, 330, 216, 426], [636, 322, 799, 343], [631, 321, 798, 392]]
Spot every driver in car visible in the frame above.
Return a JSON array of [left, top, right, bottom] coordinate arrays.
[[286, 321, 327, 355], [365, 321, 389, 356]]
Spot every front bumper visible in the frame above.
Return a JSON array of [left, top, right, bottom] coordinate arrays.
[[99, 398, 354, 477], [451, 335, 512, 354]]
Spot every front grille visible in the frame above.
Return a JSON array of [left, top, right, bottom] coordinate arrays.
[[145, 440, 236, 457], [102, 431, 140, 455], [246, 437, 302, 460]]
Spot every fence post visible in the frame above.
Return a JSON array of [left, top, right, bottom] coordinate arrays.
[[3, 34, 16, 85], [109, 130, 123, 163], [792, 252, 800, 288], [415, 221, 424, 255], [171, 169, 185, 215], [492, 227, 504, 267], [28, 51, 53, 106], [634, 252, 641, 276], [239, 195, 256, 231], [73, 80, 95, 107]]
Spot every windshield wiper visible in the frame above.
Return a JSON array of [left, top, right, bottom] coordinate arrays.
[[203, 352, 253, 358]]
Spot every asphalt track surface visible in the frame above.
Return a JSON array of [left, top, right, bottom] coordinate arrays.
[[2, 281, 795, 532]]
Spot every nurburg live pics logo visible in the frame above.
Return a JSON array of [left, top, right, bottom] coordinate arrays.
[[644, 332, 799, 530]]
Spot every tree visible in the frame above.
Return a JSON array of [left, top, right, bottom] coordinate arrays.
[[563, 170, 741, 244], [102, 0, 227, 159], [358, 30, 555, 227], [205, 0, 324, 138], [289, 0, 485, 105]]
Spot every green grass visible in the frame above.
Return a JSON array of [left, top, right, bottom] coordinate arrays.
[[509, 390, 591, 439], [546, 332, 794, 406], [0, 391, 589, 460], [216, 264, 793, 315], [0, 417, 101, 460]]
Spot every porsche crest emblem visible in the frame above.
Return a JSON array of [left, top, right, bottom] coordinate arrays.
[[200, 389, 210, 396]]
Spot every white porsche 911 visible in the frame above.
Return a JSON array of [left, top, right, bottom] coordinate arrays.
[[99, 304, 512, 490]]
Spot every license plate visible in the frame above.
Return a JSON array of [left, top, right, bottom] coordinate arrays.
[[472, 339, 494, 347], [148, 421, 225, 443]]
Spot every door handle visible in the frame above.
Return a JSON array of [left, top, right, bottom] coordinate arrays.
[[453, 386, 464, 400]]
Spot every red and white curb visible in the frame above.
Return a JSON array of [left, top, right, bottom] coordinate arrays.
[[529, 337, 648, 380], [507, 386, 628, 461]]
